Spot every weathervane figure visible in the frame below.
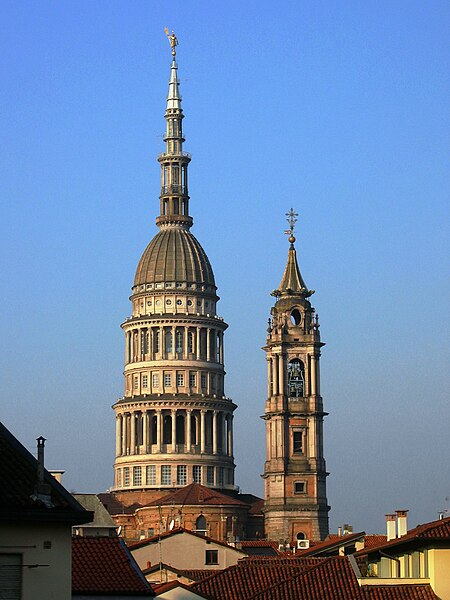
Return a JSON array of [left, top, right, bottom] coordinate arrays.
[[164, 28, 178, 57], [284, 208, 299, 241]]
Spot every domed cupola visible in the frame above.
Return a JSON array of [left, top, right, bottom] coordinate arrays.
[[113, 32, 236, 497]]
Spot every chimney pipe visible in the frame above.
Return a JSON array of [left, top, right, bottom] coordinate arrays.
[[337, 526, 342, 537], [386, 514, 397, 541], [396, 510, 408, 537], [37, 436, 46, 483]]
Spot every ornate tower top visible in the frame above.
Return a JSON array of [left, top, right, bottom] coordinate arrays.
[[156, 30, 192, 230], [274, 209, 314, 299]]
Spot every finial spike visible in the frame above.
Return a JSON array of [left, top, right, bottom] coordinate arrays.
[[164, 28, 178, 57]]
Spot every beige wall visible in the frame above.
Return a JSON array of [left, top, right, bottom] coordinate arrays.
[[131, 532, 246, 572], [428, 548, 450, 600], [0, 522, 72, 600]]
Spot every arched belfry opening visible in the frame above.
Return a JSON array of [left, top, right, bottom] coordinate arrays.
[[288, 359, 305, 398]]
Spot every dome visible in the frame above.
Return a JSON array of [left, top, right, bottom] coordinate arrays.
[[134, 227, 215, 288]]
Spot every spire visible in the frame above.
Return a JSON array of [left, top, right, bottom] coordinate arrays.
[[276, 209, 314, 297], [156, 30, 192, 230]]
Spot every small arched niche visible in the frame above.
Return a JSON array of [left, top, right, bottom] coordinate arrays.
[[290, 309, 302, 326]]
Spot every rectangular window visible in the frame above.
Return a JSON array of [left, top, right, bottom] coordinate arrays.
[[146, 465, 156, 485], [201, 373, 207, 389], [207, 466, 214, 485], [177, 373, 184, 387], [148, 528, 155, 538], [189, 373, 196, 387], [294, 481, 306, 494], [161, 465, 172, 485], [217, 467, 224, 487], [142, 375, 148, 388], [116, 468, 122, 487], [164, 373, 172, 387], [123, 467, 130, 486], [133, 376, 139, 390], [205, 549, 218, 565], [293, 431, 303, 454], [193, 465, 202, 484], [133, 466, 142, 486], [152, 373, 159, 388], [211, 375, 216, 390], [177, 465, 187, 486]]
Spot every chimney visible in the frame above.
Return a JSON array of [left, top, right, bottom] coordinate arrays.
[[337, 526, 342, 537], [386, 514, 397, 541], [396, 510, 408, 537], [37, 436, 46, 482]]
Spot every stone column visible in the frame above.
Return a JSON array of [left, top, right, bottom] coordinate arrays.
[[172, 325, 176, 359], [206, 328, 211, 361], [278, 353, 284, 396], [273, 355, 278, 396], [121, 413, 127, 455], [228, 415, 234, 457], [171, 409, 177, 452], [267, 358, 271, 397], [142, 411, 148, 453], [130, 412, 136, 455], [196, 327, 201, 360], [213, 411, 218, 454], [186, 409, 192, 452], [184, 326, 189, 357], [222, 413, 227, 455], [311, 354, 317, 396], [316, 356, 320, 395], [156, 409, 162, 452], [116, 414, 122, 457], [200, 410, 206, 453]]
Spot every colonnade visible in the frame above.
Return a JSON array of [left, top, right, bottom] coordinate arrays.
[[267, 353, 320, 397], [125, 325, 224, 364], [116, 408, 233, 458]]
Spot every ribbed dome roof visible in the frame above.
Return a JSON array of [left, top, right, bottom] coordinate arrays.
[[134, 227, 215, 288]]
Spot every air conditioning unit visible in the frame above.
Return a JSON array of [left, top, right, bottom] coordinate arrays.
[[297, 539, 310, 549]]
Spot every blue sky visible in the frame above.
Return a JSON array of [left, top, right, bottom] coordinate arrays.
[[1, 1, 449, 534]]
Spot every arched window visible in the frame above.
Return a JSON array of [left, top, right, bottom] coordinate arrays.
[[290, 309, 302, 326], [296, 532, 306, 541], [163, 414, 172, 445], [154, 329, 160, 354], [176, 414, 185, 444], [165, 330, 173, 355], [176, 330, 183, 354], [195, 514, 207, 535], [288, 359, 305, 397], [188, 331, 194, 354]]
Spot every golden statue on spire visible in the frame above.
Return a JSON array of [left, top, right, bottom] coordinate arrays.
[[164, 28, 178, 57]]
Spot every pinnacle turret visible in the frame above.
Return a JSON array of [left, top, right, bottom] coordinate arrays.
[[156, 33, 192, 230]]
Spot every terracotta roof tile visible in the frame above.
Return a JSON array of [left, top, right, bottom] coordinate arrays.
[[72, 536, 154, 595], [356, 516, 450, 557], [191, 558, 326, 600], [147, 483, 248, 507], [363, 535, 388, 548], [362, 584, 439, 599], [246, 557, 364, 600]]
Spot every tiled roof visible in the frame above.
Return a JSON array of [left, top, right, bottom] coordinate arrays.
[[153, 580, 214, 598], [98, 491, 140, 514], [72, 494, 117, 528], [295, 531, 365, 556], [240, 540, 280, 556], [363, 535, 388, 548], [147, 483, 248, 507], [128, 527, 247, 554], [356, 516, 450, 557], [0, 422, 91, 525], [190, 558, 326, 600], [240, 540, 279, 549], [362, 584, 439, 599], [247, 556, 364, 600], [72, 536, 154, 595]]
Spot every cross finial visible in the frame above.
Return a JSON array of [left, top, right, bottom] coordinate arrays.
[[285, 208, 298, 234], [164, 28, 178, 57]]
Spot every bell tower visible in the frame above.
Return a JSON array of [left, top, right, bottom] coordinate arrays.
[[262, 209, 329, 544]]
